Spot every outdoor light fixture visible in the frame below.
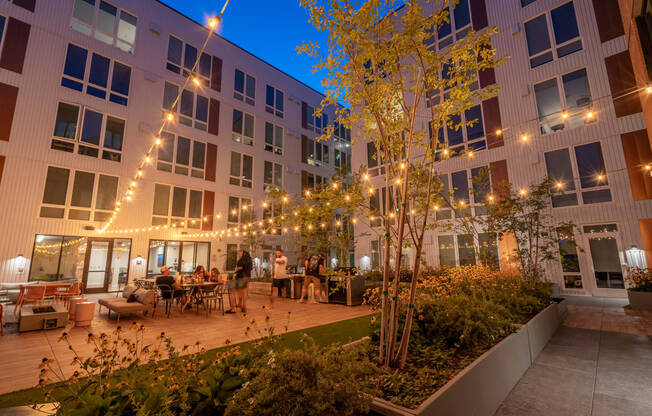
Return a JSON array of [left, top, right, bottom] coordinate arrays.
[[135, 255, 143, 265], [647, 86, 652, 94]]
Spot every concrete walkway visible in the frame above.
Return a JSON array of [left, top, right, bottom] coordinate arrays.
[[495, 296, 652, 416]]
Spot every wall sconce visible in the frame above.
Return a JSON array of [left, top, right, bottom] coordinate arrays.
[[16, 253, 26, 273], [135, 255, 143, 265]]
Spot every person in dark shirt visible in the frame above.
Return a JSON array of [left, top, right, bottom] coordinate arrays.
[[155, 266, 185, 302], [298, 253, 324, 303], [226, 250, 252, 314]]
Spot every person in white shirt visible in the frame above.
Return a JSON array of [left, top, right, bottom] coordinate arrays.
[[270, 249, 288, 306]]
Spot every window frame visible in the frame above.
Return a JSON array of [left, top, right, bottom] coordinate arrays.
[[437, 233, 499, 267], [544, 141, 612, 208], [227, 196, 253, 229], [0, 13, 7, 55], [265, 84, 284, 118], [151, 184, 204, 229], [303, 136, 329, 167], [533, 68, 594, 135], [424, 0, 473, 51], [523, 1, 583, 69], [430, 104, 486, 158], [156, 132, 207, 179], [162, 81, 209, 132], [263, 160, 283, 192], [232, 108, 255, 146], [70, 0, 138, 54], [165, 34, 213, 83], [51, 101, 125, 162], [264, 121, 283, 155], [234, 68, 256, 106], [40, 165, 119, 222], [61, 42, 132, 106], [229, 151, 254, 188]]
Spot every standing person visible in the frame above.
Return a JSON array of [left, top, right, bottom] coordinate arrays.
[[298, 252, 324, 303], [270, 249, 288, 306], [226, 250, 252, 314]]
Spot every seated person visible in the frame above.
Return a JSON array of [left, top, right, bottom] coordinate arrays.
[[156, 266, 185, 302], [209, 267, 222, 282], [192, 265, 209, 282]]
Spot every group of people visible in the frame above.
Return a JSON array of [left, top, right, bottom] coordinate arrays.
[[154, 249, 327, 315]]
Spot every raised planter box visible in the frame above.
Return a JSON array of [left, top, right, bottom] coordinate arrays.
[[371, 301, 566, 416], [627, 290, 652, 311]]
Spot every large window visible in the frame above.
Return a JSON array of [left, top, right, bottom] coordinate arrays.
[[438, 233, 498, 267], [265, 85, 284, 117], [534, 68, 593, 134], [229, 152, 253, 188], [234, 69, 255, 106], [232, 109, 254, 146], [431, 104, 485, 158], [263, 202, 282, 235], [302, 171, 327, 196], [437, 166, 490, 217], [156, 132, 207, 179], [61, 43, 131, 106], [40, 166, 118, 221], [545, 142, 611, 207], [524, 2, 582, 68], [424, 0, 472, 51], [163, 82, 208, 131], [302, 136, 329, 167], [369, 186, 396, 227], [304, 104, 327, 134], [71, 0, 137, 54], [264, 161, 283, 192], [51, 102, 124, 162], [265, 122, 283, 155], [151, 184, 203, 228], [334, 148, 351, 173], [29, 235, 88, 281], [333, 121, 351, 144], [147, 240, 209, 276], [558, 229, 582, 289], [227, 196, 252, 228], [166, 35, 213, 83]]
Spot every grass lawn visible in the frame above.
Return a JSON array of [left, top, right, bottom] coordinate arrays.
[[0, 314, 375, 409]]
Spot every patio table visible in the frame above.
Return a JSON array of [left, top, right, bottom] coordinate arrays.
[[180, 282, 218, 314]]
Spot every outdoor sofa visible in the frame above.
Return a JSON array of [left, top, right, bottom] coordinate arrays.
[[98, 285, 156, 324]]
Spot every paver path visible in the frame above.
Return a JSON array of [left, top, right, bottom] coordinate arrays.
[[495, 296, 652, 416]]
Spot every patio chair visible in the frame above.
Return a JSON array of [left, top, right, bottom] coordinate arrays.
[[201, 283, 222, 315], [156, 284, 183, 317], [57, 281, 82, 307], [14, 285, 46, 316]]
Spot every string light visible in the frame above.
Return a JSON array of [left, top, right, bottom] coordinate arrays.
[[519, 189, 527, 197], [192, 77, 201, 86], [597, 173, 605, 182], [556, 181, 564, 190], [586, 110, 594, 120], [561, 112, 568, 119], [137, 169, 143, 177], [155, 137, 161, 145], [363, 174, 370, 181], [145, 155, 152, 163], [495, 129, 502, 136], [520, 134, 528, 143], [647, 85, 652, 94], [166, 112, 174, 121]]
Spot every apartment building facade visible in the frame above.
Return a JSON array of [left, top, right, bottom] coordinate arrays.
[[352, 0, 652, 297], [0, 0, 350, 292]]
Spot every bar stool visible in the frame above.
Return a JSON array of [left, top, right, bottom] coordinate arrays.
[[75, 302, 95, 327]]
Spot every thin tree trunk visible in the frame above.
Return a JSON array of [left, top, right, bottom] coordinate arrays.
[[379, 160, 393, 364]]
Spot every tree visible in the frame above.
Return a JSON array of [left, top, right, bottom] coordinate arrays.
[[299, 0, 499, 368], [482, 178, 577, 281]]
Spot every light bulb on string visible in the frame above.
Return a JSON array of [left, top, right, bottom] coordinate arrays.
[[561, 112, 568, 120], [166, 113, 174, 121], [586, 110, 594, 120], [520, 134, 528, 143], [137, 169, 143, 177], [647, 85, 652, 94], [495, 129, 502, 136], [155, 137, 161, 145], [145, 155, 152, 164], [519, 189, 527, 197], [192, 77, 201, 87]]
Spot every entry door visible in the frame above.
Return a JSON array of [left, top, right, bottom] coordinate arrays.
[[585, 231, 625, 293], [83, 238, 113, 293]]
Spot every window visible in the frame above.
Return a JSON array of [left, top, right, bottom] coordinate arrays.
[[265, 85, 284, 117], [61, 43, 131, 105], [635, 1, 652, 79], [162, 82, 208, 131], [534, 68, 593, 134], [156, 132, 207, 179], [51, 102, 124, 162], [71, 0, 137, 54], [229, 152, 253, 188], [147, 240, 209, 276], [334, 149, 351, 173], [232, 109, 254, 146], [227, 196, 252, 228], [371, 239, 381, 269], [302, 136, 329, 167], [265, 122, 283, 155], [333, 121, 351, 144], [367, 142, 386, 177], [151, 184, 203, 228], [431, 104, 485, 158], [524, 2, 582, 68], [369, 186, 396, 227], [437, 167, 490, 217], [302, 171, 327, 195], [426, 59, 479, 108], [424, 0, 472, 51], [29, 235, 89, 282], [544, 142, 611, 208], [264, 161, 283, 192], [304, 104, 327, 134], [438, 233, 498, 267], [165, 35, 212, 82], [558, 228, 582, 289], [521, 0, 536, 6], [40, 166, 118, 221], [234, 69, 255, 106], [0, 15, 5, 51]]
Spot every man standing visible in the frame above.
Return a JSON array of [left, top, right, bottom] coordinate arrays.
[[270, 249, 288, 306], [299, 253, 324, 303]]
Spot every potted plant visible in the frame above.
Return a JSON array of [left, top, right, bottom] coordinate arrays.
[[626, 267, 652, 311]]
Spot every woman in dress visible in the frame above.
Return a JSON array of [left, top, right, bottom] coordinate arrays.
[[226, 250, 252, 313]]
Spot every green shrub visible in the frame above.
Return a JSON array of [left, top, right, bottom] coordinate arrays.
[[225, 338, 377, 416]]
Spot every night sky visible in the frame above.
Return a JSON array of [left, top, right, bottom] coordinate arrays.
[[159, 0, 329, 94]]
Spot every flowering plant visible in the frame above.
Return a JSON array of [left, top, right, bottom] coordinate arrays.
[[626, 267, 652, 292]]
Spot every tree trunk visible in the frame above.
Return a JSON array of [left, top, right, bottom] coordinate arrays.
[[378, 166, 393, 364], [395, 233, 424, 368]]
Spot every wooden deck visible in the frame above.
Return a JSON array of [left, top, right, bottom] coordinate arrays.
[[0, 293, 371, 395]]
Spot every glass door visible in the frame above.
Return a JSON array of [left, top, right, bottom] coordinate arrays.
[[83, 238, 112, 293], [584, 224, 625, 291], [108, 239, 131, 292]]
